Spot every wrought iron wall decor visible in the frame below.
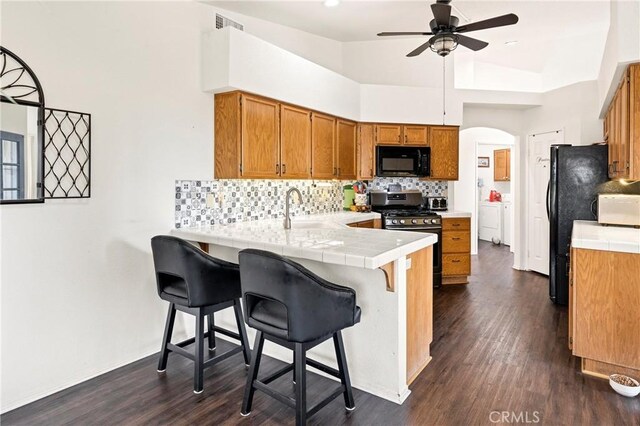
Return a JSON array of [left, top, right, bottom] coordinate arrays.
[[1, 45, 92, 203], [44, 108, 91, 198]]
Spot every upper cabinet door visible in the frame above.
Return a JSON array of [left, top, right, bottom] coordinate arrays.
[[241, 95, 280, 178], [375, 124, 402, 145], [403, 125, 429, 146], [428, 126, 459, 181], [494, 149, 509, 181], [337, 120, 357, 180], [280, 104, 311, 179], [311, 112, 336, 179], [358, 124, 375, 180]]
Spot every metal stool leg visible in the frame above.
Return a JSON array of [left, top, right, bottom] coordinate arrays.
[[334, 331, 355, 410], [208, 314, 216, 351], [241, 331, 265, 416], [194, 309, 205, 394], [294, 343, 307, 426], [233, 299, 251, 366], [157, 303, 176, 372]]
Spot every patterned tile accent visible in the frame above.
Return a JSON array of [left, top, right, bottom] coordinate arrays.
[[371, 177, 448, 197], [175, 178, 449, 228], [175, 180, 347, 228]]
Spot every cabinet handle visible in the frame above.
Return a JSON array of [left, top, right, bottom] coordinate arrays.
[[370, 168, 373, 177], [452, 259, 461, 263], [276, 164, 280, 174], [452, 223, 460, 227], [398, 135, 401, 143], [404, 135, 408, 144], [333, 167, 337, 176], [608, 164, 613, 175], [452, 237, 461, 241], [338, 167, 341, 176], [613, 161, 619, 173], [282, 164, 286, 174]]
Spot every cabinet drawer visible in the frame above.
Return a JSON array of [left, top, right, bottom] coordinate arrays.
[[442, 231, 470, 254], [442, 218, 470, 231], [443, 254, 471, 276]]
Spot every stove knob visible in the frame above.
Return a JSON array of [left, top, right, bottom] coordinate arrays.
[[423, 219, 429, 224], [431, 219, 438, 224], [391, 219, 397, 225], [411, 219, 418, 224], [400, 219, 405, 224]]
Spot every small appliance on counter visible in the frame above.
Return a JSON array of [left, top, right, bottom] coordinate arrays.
[[425, 196, 448, 211], [343, 184, 355, 211], [489, 190, 502, 202], [598, 194, 640, 227]]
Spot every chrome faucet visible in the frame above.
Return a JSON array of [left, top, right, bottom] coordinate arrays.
[[284, 187, 303, 229]]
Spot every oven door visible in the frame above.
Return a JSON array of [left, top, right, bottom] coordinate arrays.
[[386, 226, 442, 288]]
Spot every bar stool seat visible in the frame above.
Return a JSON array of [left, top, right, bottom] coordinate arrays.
[[238, 249, 361, 425], [151, 235, 252, 394]]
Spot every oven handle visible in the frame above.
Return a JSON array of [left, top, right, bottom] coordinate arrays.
[[386, 227, 441, 231]]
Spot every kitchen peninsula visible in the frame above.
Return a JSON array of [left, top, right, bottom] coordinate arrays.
[[172, 211, 437, 404]]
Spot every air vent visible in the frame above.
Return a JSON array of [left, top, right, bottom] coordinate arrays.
[[216, 14, 244, 31]]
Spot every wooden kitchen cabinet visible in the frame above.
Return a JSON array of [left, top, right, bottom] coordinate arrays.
[[428, 126, 459, 180], [375, 124, 403, 145], [336, 120, 357, 180], [441, 217, 471, 284], [280, 104, 311, 179], [357, 124, 375, 180], [570, 247, 640, 378], [604, 63, 640, 180], [311, 112, 336, 179], [494, 149, 511, 181], [347, 219, 382, 229], [240, 94, 280, 178], [403, 125, 429, 146]]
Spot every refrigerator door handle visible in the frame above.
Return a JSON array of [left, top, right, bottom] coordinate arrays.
[[546, 180, 551, 220]]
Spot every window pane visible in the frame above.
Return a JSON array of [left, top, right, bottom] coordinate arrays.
[[3, 189, 17, 200], [2, 165, 18, 188], [2, 139, 17, 163]]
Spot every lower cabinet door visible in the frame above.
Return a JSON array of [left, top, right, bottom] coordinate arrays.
[[442, 254, 471, 276]]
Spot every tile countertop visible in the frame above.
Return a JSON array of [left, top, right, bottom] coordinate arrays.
[[439, 211, 472, 218], [171, 211, 438, 269], [571, 220, 640, 254]]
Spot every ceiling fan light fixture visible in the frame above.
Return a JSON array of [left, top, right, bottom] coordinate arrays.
[[323, 0, 340, 7], [429, 34, 458, 56]]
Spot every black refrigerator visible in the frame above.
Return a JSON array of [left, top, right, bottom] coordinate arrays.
[[548, 144, 608, 305]]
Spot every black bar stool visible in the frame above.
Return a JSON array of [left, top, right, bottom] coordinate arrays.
[[238, 249, 361, 425], [151, 235, 252, 394]]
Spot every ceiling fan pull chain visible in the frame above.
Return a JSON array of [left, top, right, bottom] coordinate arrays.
[[442, 56, 446, 125]]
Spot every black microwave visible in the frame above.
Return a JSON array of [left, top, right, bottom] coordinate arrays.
[[376, 146, 430, 177]]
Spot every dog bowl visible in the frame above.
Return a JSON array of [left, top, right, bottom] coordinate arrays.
[[609, 374, 640, 397]]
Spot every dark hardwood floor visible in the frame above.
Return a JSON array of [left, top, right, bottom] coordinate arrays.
[[3, 241, 639, 425]]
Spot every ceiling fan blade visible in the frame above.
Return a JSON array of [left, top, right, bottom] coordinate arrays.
[[431, 3, 452, 27], [377, 31, 433, 37], [456, 13, 519, 33], [407, 40, 432, 57], [456, 34, 489, 51]]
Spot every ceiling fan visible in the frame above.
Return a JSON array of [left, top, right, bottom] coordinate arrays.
[[377, 0, 519, 57]]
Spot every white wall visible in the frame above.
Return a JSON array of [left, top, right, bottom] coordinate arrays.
[[1, 1, 215, 412], [597, 0, 640, 114], [210, 7, 344, 74]]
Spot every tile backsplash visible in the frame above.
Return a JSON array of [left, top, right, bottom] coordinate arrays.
[[175, 178, 449, 228], [371, 177, 447, 197]]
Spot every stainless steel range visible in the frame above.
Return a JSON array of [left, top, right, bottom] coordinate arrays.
[[370, 188, 442, 288]]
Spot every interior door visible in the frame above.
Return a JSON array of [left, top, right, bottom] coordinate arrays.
[[336, 120, 357, 179], [280, 104, 311, 178], [311, 112, 336, 179], [240, 94, 280, 178], [527, 130, 563, 275]]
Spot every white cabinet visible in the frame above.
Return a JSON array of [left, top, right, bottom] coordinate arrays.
[[479, 201, 502, 242], [503, 202, 512, 246]]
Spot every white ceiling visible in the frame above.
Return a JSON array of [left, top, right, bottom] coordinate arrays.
[[208, 0, 610, 43], [208, 0, 611, 92]]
